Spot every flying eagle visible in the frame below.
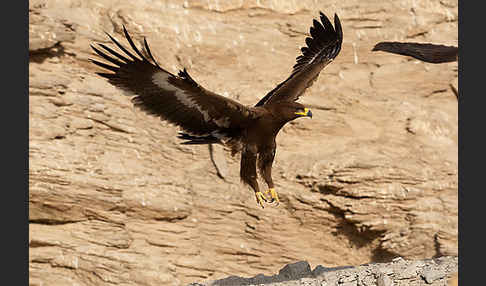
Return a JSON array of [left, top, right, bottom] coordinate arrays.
[[90, 12, 343, 208], [372, 42, 458, 63]]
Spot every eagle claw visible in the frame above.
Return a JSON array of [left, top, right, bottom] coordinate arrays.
[[266, 188, 280, 205], [255, 191, 268, 208]]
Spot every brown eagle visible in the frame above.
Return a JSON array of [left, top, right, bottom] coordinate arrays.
[[90, 12, 343, 208], [372, 42, 458, 63]]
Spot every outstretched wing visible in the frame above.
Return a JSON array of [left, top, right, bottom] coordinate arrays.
[[90, 26, 254, 138], [255, 12, 343, 107], [372, 42, 458, 63]]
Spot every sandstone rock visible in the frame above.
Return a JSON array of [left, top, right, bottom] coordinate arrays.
[[29, 0, 457, 285], [376, 273, 393, 286]]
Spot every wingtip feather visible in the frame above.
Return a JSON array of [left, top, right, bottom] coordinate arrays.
[[122, 25, 146, 61], [90, 59, 119, 73], [334, 13, 343, 42]]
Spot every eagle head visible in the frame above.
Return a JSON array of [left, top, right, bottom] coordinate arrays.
[[271, 102, 313, 122], [294, 107, 313, 119], [290, 102, 312, 120]]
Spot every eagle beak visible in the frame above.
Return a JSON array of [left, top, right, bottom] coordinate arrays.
[[295, 108, 313, 118]]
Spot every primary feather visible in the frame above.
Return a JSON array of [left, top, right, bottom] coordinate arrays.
[[90, 26, 254, 139], [255, 12, 343, 107]]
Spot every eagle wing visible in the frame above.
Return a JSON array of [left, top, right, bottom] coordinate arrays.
[[372, 42, 458, 63], [90, 26, 254, 138], [255, 12, 343, 107]]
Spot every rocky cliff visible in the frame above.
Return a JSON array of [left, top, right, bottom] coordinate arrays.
[[29, 0, 458, 285]]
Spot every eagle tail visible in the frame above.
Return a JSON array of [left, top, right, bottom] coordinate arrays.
[[177, 132, 220, 145]]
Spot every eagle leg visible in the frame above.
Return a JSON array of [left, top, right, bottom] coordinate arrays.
[[241, 146, 268, 208], [255, 191, 268, 209], [258, 144, 279, 205], [265, 188, 280, 205]]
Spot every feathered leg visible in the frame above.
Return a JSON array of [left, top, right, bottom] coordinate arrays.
[[258, 144, 279, 205], [241, 145, 268, 208]]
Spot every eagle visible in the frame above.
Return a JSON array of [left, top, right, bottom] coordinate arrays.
[[372, 42, 458, 63], [90, 12, 343, 208]]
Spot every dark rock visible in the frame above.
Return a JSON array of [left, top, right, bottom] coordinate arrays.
[[279, 261, 313, 280]]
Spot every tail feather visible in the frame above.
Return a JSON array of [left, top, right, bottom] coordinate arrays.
[[177, 132, 219, 145]]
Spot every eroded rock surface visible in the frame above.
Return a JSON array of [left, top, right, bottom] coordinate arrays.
[[29, 0, 457, 285], [192, 256, 458, 286]]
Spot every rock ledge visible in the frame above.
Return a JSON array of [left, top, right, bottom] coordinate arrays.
[[191, 256, 458, 286]]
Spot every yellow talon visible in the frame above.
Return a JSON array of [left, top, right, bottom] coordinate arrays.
[[266, 188, 280, 205], [255, 191, 268, 208]]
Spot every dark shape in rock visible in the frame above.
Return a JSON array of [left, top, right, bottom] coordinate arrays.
[[278, 261, 313, 280]]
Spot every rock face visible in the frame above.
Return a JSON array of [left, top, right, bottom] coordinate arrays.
[[192, 256, 458, 286], [29, 0, 458, 285]]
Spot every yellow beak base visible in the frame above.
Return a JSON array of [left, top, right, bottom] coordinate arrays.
[[295, 108, 313, 118]]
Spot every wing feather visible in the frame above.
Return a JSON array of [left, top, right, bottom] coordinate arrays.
[[90, 26, 254, 138], [122, 25, 147, 61], [255, 12, 343, 107], [98, 43, 131, 63], [90, 59, 119, 73], [372, 42, 458, 63], [90, 44, 125, 66], [104, 31, 139, 61], [142, 37, 162, 68]]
